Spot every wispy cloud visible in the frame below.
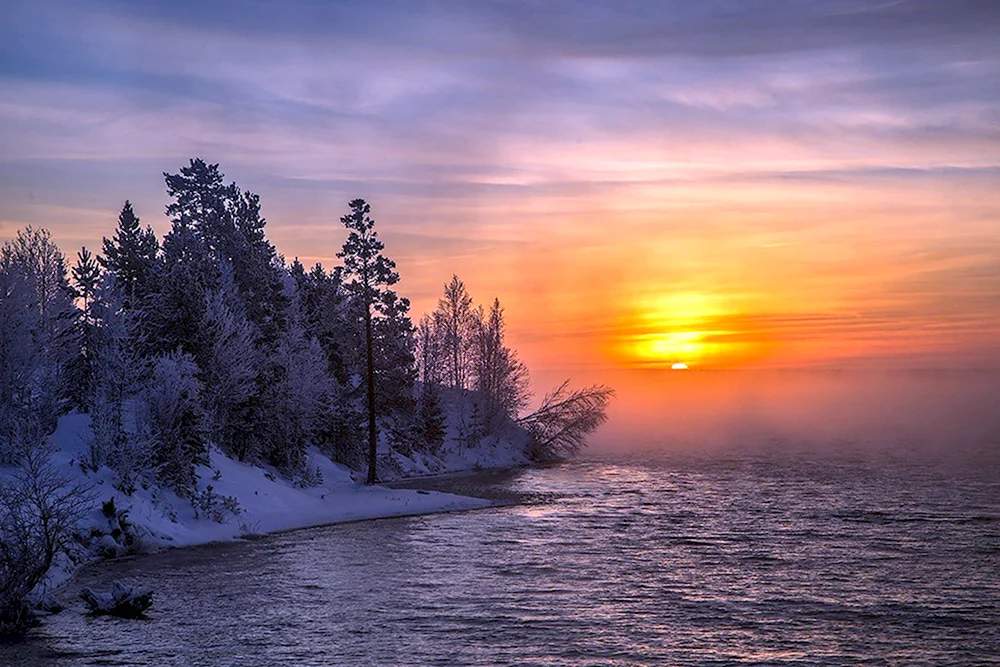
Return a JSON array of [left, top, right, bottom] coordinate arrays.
[[0, 0, 997, 370]]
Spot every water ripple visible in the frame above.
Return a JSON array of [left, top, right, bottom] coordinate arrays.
[[4, 453, 999, 665]]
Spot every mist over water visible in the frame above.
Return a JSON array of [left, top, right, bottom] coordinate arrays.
[[535, 369, 1000, 463]]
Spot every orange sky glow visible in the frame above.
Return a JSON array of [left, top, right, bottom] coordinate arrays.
[[1, 1, 998, 387]]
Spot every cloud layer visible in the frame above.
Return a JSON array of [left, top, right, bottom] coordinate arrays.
[[1, 0, 998, 371]]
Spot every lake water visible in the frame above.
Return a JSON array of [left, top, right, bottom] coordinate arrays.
[[5, 451, 999, 666]]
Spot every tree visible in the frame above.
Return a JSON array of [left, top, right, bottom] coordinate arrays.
[[144, 218, 211, 357], [138, 351, 208, 495], [163, 159, 287, 343], [0, 263, 37, 464], [88, 276, 144, 481], [416, 314, 443, 386], [434, 274, 475, 390], [100, 201, 159, 310], [292, 260, 359, 386], [0, 446, 91, 637], [471, 298, 531, 434], [197, 262, 260, 461], [519, 382, 615, 460], [337, 199, 400, 484], [0, 228, 78, 462], [70, 247, 101, 409], [259, 326, 331, 472], [371, 289, 416, 416]]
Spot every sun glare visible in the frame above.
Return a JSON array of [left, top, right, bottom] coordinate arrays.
[[612, 291, 771, 368], [634, 331, 706, 364]]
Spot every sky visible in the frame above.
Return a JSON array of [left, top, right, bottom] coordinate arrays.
[[1, 0, 998, 379]]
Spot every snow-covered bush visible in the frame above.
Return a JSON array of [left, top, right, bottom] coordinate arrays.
[[191, 484, 241, 523], [0, 448, 91, 637]]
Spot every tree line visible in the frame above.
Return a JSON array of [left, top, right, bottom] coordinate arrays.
[[1, 159, 613, 497]]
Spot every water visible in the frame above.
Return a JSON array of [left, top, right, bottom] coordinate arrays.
[[5, 452, 999, 666]]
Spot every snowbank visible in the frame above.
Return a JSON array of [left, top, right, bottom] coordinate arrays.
[[46, 414, 492, 548], [2, 412, 508, 600]]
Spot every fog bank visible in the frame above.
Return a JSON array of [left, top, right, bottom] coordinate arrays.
[[532, 369, 1000, 460]]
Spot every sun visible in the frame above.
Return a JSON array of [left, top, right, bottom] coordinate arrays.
[[671, 362, 689, 370], [631, 331, 706, 365]]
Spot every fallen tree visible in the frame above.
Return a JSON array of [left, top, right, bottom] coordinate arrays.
[[519, 382, 614, 460]]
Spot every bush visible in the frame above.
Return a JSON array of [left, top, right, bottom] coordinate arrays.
[[0, 449, 91, 638]]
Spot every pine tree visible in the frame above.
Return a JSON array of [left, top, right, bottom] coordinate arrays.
[[337, 199, 400, 485], [145, 219, 211, 357], [372, 289, 416, 417], [163, 159, 287, 343], [415, 382, 446, 453], [100, 201, 159, 310], [70, 247, 101, 409]]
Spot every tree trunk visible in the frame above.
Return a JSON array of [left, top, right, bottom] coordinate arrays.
[[364, 303, 377, 485]]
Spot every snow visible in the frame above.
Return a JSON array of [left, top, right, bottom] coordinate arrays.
[[2, 411, 520, 601], [1, 386, 538, 606], [387, 388, 532, 479], [38, 413, 494, 551]]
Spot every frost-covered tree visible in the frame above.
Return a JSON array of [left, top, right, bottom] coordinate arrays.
[[337, 199, 402, 484], [288, 260, 365, 464], [0, 266, 37, 465], [434, 274, 476, 390], [197, 262, 261, 461], [138, 351, 208, 495], [259, 327, 331, 472], [87, 276, 147, 485], [100, 201, 158, 310], [0, 228, 78, 462], [291, 260, 360, 386], [471, 298, 531, 434], [519, 382, 614, 460], [0, 446, 90, 637]]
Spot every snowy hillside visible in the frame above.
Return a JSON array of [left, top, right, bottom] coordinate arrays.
[[12, 406, 533, 599]]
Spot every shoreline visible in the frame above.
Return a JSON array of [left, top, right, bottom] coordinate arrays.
[[47, 465, 519, 598], [21, 413, 536, 607]]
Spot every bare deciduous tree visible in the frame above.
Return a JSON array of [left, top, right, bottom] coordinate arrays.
[[0, 447, 92, 637]]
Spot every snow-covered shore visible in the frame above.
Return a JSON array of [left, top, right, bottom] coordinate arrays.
[[17, 412, 529, 597]]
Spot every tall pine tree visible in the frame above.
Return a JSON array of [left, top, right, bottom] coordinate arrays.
[[337, 199, 400, 484]]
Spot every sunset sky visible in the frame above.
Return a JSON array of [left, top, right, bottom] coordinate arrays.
[[1, 0, 998, 378]]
